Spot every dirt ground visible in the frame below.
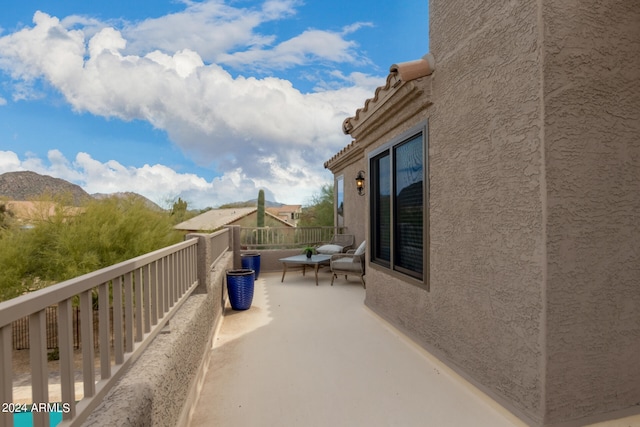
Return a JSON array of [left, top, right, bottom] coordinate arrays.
[[12, 348, 104, 404]]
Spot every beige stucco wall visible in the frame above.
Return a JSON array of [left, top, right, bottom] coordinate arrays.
[[233, 211, 289, 228], [330, 1, 639, 425], [542, 1, 640, 424], [427, 0, 547, 423], [335, 161, 367, 245]]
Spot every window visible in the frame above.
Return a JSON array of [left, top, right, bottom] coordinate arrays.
[[370, 123, 427, 282], [336, 175, 344, 227]]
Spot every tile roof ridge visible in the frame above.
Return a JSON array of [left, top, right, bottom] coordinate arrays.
[[390, 53, 435, 82], [342, 53, 434, 135]]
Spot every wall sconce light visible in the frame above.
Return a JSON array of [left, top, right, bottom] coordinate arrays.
[[355, 170, 365, 196]]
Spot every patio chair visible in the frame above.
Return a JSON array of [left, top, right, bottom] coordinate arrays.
[[316, 234, 355, 255], [330, 241, 366, 288]]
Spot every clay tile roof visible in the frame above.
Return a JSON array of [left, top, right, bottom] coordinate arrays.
[[342, 53, 434, 135], [324, 139, 359, 169], [173, 207, 256, 231]]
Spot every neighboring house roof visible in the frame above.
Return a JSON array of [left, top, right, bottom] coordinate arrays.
[[174, 207, 257, 231], [174, 206, 296, 231], [267, 205, 302, 216]]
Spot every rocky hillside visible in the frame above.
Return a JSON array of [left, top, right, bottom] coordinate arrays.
[[0, 171, 162, 210], [92, 192, 163, 211], [0, 171, 91, 206]]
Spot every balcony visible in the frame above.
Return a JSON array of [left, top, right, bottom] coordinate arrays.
[[187, 272, 525, 427], [2, 227, 636, 427]]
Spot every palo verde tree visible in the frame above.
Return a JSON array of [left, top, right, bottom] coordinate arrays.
[[0, 194, 183, 302], [171, 197, 189, 224], [299, 184, 334, 227]]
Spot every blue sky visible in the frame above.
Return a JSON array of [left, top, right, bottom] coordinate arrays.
[[0, 0, 428, 208]]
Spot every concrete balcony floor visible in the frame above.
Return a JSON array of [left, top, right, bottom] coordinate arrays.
[[188, 271, 640, 427]]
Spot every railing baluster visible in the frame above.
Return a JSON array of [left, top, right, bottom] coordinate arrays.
[[124, 272, 134, 353], [98, 283, 111, 380], [184, 248, 188, 291], [158, 257, 166, 319], [186, 247, 191, 287], [0, 324, 13, 427], [178, 251, 182, 295], [167, 254, 172, 311], [169, 253, 175, 306], [191, 245, 197, 285], [177, 252, 182, 296], [29, 310, 48, 427], [134, 268, 143, 343], [150, 261, 158, 326], [170, 252, 175, 303], [178, 252, 182, 296], [184, 248, 189, 291], [143, 264, 151, 333], [160, 257, 166, 314], [183, 248, 188, 290], [173, 252, 178, 304], [58, 299, 76, 420], [80, 290, 95, 399], [113, 276, 124, 364]]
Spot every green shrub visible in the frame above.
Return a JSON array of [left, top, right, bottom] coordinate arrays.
[[0, 195, 183, 302]]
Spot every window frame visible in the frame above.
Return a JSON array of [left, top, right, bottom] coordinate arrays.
[[368, 121, 429, 289], [336, 175, 344, 228]]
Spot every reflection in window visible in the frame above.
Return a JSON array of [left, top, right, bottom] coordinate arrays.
[[371, 153, 391, 265], [394, 135, 423, 277], [336, 176, 344, 227], [370, 124, 426, 281]]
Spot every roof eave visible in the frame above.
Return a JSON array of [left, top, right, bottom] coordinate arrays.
[[342, 53, 435, 137]]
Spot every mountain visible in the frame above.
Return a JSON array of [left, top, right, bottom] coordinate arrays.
[[0, 171, 280, 211], [219, 199, 284, 209], [0, 171, 91, 206], [0, 171, 162, 210], [92, 192, 163, 211]]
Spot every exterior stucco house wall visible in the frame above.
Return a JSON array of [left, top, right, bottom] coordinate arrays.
[[538, 2, 640, 424], [326, 1, 640, 426], [325, 142, 367, 245]]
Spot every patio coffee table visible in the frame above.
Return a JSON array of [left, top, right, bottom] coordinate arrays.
[[279, 254, 332, 286]]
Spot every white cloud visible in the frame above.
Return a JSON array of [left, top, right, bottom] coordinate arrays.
[[0, 151, 22, 172], [217, 28, 368, 71], [122, 0, 299, 63], [0, 1, 386, 207], [0, 150, 329, 209]]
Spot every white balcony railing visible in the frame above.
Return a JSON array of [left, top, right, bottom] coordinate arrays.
[[240, 226, 347, 249], [0, 233, 213, 427]]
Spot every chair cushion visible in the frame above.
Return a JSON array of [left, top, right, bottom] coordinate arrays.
[[316, 244, 343, 254], [332, 258, 361, 272], [353, 241, 366, 256]]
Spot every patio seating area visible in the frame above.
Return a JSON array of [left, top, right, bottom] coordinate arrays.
[[187, 272, 526, 427]]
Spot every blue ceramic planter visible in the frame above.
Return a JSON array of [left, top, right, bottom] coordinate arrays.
[[241, 252, 261, 279], [226, 269, 255, 310]]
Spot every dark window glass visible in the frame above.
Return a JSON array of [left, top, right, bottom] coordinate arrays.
[[371, 152, 391, 265], [394, 135, 423, 278], [336, 176, 344, 227], [369, 125, 426, 283]]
